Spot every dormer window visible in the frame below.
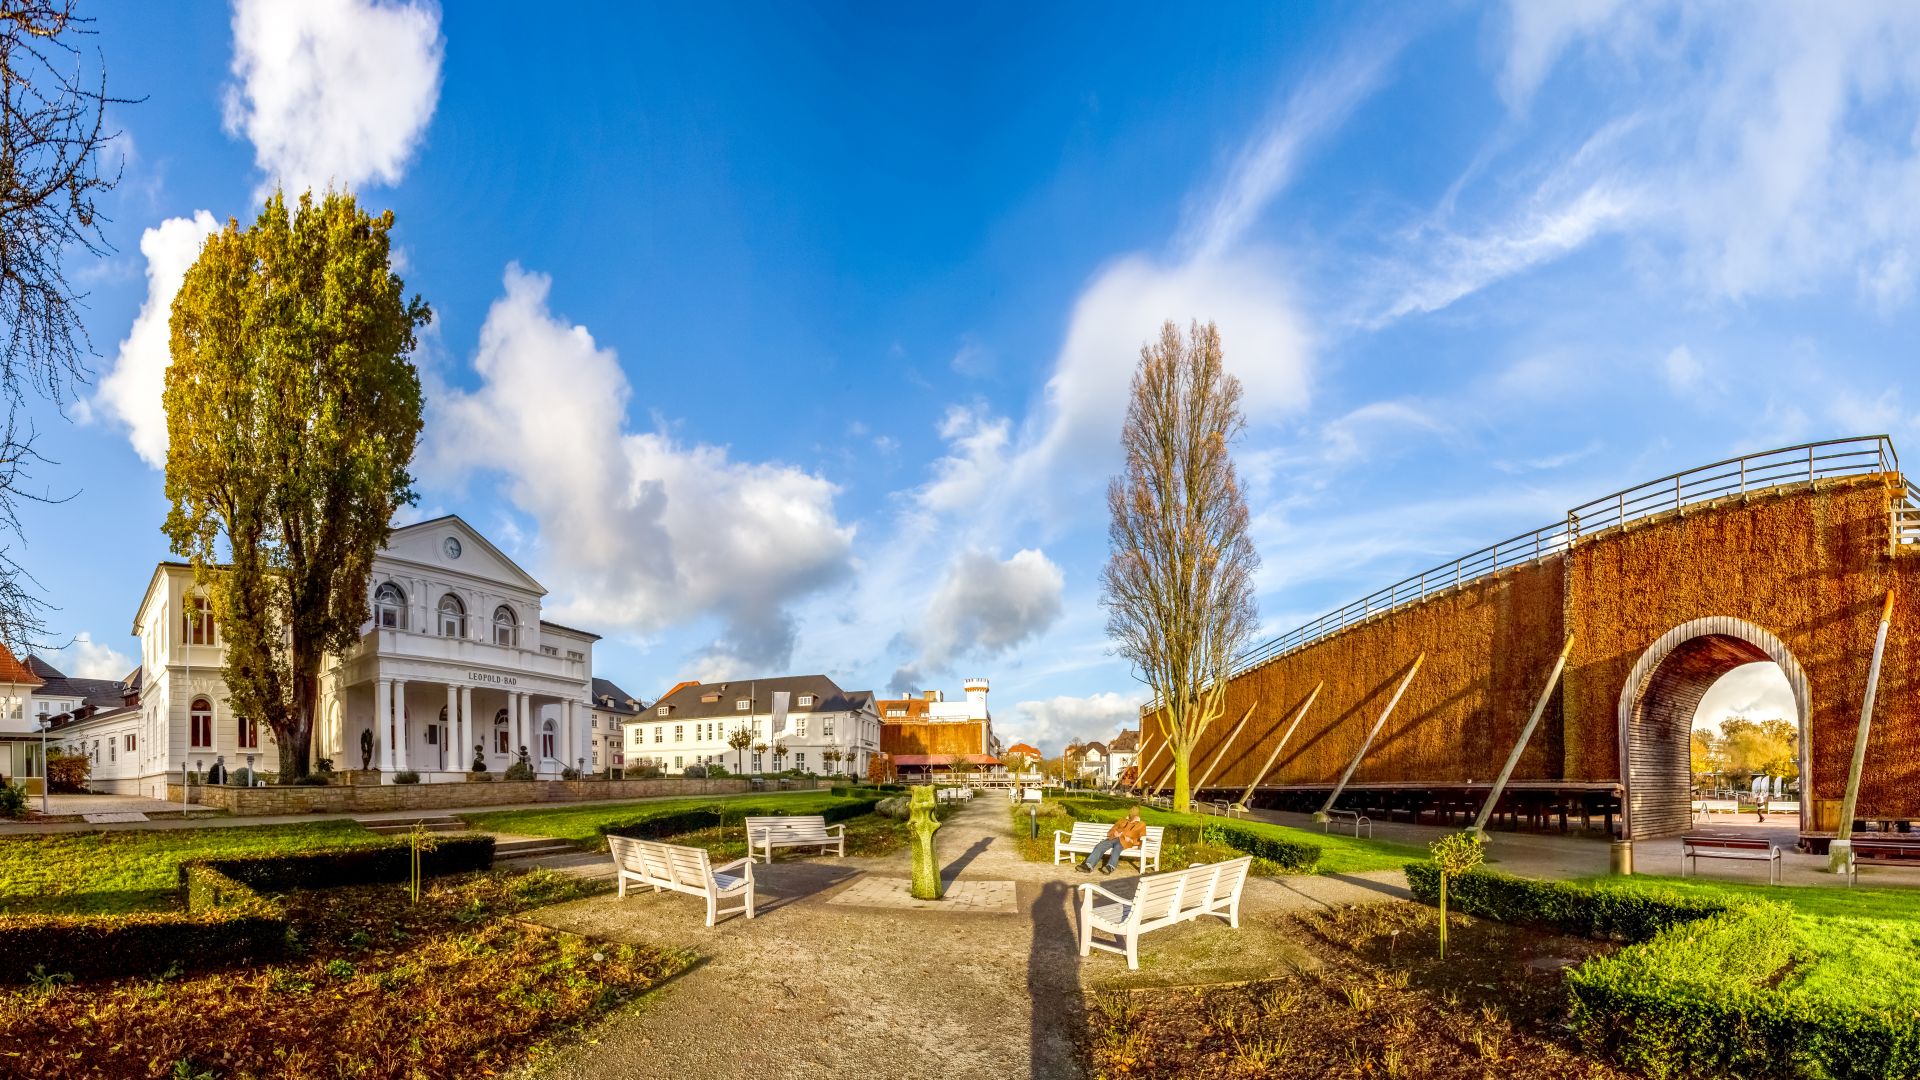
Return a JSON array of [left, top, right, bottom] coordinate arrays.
[[797, 694, 814, 707], [492, 605, 519, 647], [735, 699, 749, 712], [374, 583, 408, 630], [657, 705, 670, 717]]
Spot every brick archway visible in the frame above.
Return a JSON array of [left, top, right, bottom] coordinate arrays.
[[1616, 617, 1811, 840]]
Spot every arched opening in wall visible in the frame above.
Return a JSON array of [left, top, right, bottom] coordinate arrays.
[[1690, 662, 1800, 801], [1619, 619, 1808, 840]]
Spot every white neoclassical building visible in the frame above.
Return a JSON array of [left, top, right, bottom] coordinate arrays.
[[102, 515, 597, 796]]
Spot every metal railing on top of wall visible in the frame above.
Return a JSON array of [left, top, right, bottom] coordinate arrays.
[[1229, 435, 1905, 679]]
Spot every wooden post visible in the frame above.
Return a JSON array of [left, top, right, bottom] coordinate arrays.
[[1128, 738, 1167, 794], [1190, 701, 1259, 794], [1832, 589, 1896, 872], [1239, 683, 1323, 807], [1318, 654, 1425, 819], [1470, 636, 1575, 835]]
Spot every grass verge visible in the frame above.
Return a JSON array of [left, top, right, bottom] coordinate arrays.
[[0, 821, 384, 914], [459, 791, 862, 847], [0, 869, 687, 1080], [1053, 795, 1426, 875]]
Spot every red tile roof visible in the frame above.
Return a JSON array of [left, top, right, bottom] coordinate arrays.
[[0, 643, 42, 687]]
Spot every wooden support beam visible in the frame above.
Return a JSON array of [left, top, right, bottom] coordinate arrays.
[[1128, 738, 1167, 794], [1470, 636, 1575, 835], [1319, 654, 1425, 818], [1833, 589, 1896, 872], [1190, 700, 1259, 794], [1239, 682, 1323, 807]]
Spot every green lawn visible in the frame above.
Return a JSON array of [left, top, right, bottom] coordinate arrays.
[[1577, 873, 1920, 1011], [458, 791, 865, 847], [1050, 795, 1428, 875], [0, 821, 384, 915]]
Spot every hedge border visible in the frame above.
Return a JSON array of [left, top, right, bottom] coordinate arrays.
[[1054, 796, 1322, 874], [600, 797, 883, 845], [0, 835, 496, 984], [1402, 865, 1920, 1079]]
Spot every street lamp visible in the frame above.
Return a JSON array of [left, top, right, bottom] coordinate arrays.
[[36, 716, 49, 815]]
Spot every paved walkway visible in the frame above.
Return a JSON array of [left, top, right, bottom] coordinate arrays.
[[521, 798, 1409, 1080]]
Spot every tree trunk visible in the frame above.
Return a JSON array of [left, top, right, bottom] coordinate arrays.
[[1172, 743, 1192, 814], [276, 646, 321, 782]]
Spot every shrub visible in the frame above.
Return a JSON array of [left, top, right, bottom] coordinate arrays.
[[1199, 822, 1322, 873], [623, 762, 664, 780], [1402, 864, 1727, 942], [230, 767, 256, 787], [293, 774, 331, 787], [191, 836, 495, 892], [559, 766, 581, 781], [46, 750, 88, 793], [602, 798, 882, 843], [682, 765, 708, 779], [503, 749, 534, 782], [466, 771, 495, 782], [830, 785, 853, 797], [0, 782, 25, 819], [392, 770, 421, 785]]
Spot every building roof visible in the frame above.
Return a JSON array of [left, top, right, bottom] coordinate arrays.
[[23, 656, 126, 706], [1081, 740, 1109, 756], [0, 644, 43, 688], [591, 677, 644, 715], [1110, 729, 1139, 753], [875, 695, 932, 719], [650, 675, 873, 721], [538, 619, 602, 641], [1005, 742, 1041, 758]]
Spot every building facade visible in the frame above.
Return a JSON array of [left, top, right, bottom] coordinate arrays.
[[876, 679, 1001, 779], [0, 646, 43, 781], [627, 675, 879, 778], [65, 515, 598, 796], [588, 677, 642, 773]]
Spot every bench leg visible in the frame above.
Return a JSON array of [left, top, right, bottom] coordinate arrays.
[[1125, 934, 1139, 971], [618, 874, 627, 899]]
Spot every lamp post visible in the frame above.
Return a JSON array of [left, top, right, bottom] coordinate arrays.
[[37, 716, 49, 815]]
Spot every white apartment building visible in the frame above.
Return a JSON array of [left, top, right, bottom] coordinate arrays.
[[627, 674, 880, 778], [61, 515, 599, 796], [588, 677, 643, 772]]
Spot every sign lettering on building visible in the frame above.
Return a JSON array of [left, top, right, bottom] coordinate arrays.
[[467, 672, 518, 686]]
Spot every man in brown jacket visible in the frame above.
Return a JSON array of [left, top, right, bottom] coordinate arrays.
[[1076, 806, 1146, 875]]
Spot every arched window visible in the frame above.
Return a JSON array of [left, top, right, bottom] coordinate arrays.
[[374, 582, 408, 630], [183, 595, 215, 645], [437, 593, 466, 638], [541, 718, 556, 761], [190, 697, 213, 748], [492, 604, 519, 647], [494, 708, 510, 754], [236, 714, 258, 749]]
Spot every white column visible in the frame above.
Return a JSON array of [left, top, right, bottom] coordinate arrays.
[[445, 683, 458, 774], [393, 679, 409, 771], [565, 699, 580, 772], [511, 692, 525, 758], [375, 679, 392, 771], [459, 685, 474, 768]]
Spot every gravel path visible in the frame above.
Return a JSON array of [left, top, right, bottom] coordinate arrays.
[[520, 798, 1410, 1079]]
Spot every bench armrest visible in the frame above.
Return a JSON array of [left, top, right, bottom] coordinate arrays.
[[713, 856, 754, 876], [1053, 829, 1073, 841], [826, 823, 846, 837], [1076, 881, 1129, 905]]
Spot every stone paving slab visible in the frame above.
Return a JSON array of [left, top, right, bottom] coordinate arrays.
[[826, 874, 1017, 912]]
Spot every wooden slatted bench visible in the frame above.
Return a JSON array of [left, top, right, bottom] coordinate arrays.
[[608, 835, 755, 926], [1323, 808, 1372, 838], [1077, 856, 1253, 969], [1681, 834, 1781, 884], [1053, 820, 1165, 873], [744, 814, 846, 864]]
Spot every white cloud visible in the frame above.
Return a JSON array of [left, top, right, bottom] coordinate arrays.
[[1319, 400, 1451, 465], [1008, 690, 1149, 753], [224, 0, 444, 194], [1661, 345, 1703, 393], [1694, 661, 1796, 731], [428, 265, 855, 675], [890, 548, 1064, 691], [89, 211, 220, 468], [56, 632, 135, 680], [915, 404, 1011, 514]]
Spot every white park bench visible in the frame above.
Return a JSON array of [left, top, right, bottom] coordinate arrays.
[[1323, 808, 1371, 838], [1680, 834, 1781, 884], [1765, 799, 1800, 815], [744, 814, 846, 864], [607, 835, 756, 926], [1691, 797, 1738, 818], [1053, 820, 1165, 873], [937, 787, 973, 803], [1078, 856, 1253, 969]]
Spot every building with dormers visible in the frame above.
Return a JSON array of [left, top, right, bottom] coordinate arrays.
[[629, 674, 880, 778], [588, 676, 644, 773], [89, 515, 598, 796]]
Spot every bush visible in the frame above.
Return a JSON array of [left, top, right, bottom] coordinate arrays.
[[1200, 822, 1321, 873], [392, 770, 421, 785], [466, 771, 495, 782], [503, 759, 534, 782], [191, 836, 495, 892], [623, 762, 664, 780], [0, 782, 25, 819], [230, 767, 256, 787], [292, 773, 331, 787], [602, 798, 882, 844], [1404, 866, 1920, 1079], [875, 796, 910, 820], [559, 766, 581, 781], [681, 765, 708, 779], [46, 750, 88, 794]]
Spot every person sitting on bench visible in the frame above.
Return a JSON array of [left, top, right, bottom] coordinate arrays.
[[1076, 807, 1146, 875]]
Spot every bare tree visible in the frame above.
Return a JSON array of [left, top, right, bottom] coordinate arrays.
[[0, 2, 128, 652], [1100, 320, 1258, 812]]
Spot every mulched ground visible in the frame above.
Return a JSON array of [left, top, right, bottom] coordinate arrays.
[[1082, 900, 1634, 1079]]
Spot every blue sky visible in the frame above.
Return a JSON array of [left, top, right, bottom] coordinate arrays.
[[19, 2, 1920, 750]]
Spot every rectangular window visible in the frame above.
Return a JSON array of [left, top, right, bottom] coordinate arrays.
[[674, 755, 683, 768], [824, 718, 835, 738], [190, 712, 212, 749], [674, 725, 683, 743], [657, 705, 669, 717], [735, 699, 749, 711], [109, 742, 116, 764], [183, 596, 215, 645], [752, 753, 762, 772], [797, 694, 813, 707], [236, 716, 259, 749], [125, 733, 137, 752], [795, 752, 805, 771], [541, 645, 559, 657], [887, 708, 906, 718], [794, 719, 806, 738], [654, 726, 663, 743], [426, 725, 438, 745]]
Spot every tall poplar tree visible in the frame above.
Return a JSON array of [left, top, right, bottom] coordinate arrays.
[[163, 190, 429, 782], [1101, 320, 1258, 813]]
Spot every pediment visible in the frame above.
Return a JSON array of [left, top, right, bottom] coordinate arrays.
[[381, 515, 546, 595]]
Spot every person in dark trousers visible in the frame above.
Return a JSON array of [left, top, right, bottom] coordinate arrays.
[[206, 756, 228, 786], [1076, 806, 1146, 875]]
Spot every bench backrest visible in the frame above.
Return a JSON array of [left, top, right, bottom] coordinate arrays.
[[609, 834, 712, 886], [1852, 838, 1920, 852], [1067, 821, 1165, 852], [745, 814, 828, 834], [1685, 835, 1769, 850], [1130, 869, 1191, 925]]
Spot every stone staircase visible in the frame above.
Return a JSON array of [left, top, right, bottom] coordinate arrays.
[[353, 814, 469, 836], [493, 835, 580, 862]]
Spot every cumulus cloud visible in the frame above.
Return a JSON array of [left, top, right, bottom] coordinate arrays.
[[428, 266, 856, 675], [56, 632, 136, 680], [1694, 661, 1796, 732], [890, 548, 1064, 692], [224, 0, 444, 194], [1661, 345, 1704, 393], [1008, 690, 1149, 752], [90, 212, 220, 468]]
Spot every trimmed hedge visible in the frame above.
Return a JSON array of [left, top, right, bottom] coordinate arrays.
[[1403, 866, 1920, 1079], [601, 798, 883, 844], [1056, 797, 1323, 873], [0, 836, 497, 984]]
